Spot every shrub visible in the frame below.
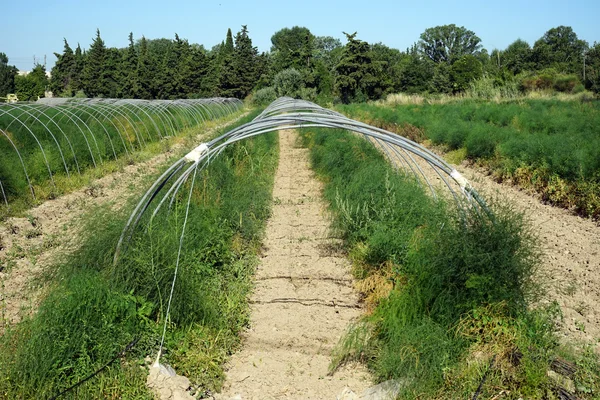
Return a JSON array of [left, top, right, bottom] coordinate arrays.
[[554, 74, 579, 93], [252, 86, 277, 106], [273, 68, 305, 98]]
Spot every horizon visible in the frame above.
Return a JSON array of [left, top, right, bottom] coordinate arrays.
[[3, 0, 599, 71]]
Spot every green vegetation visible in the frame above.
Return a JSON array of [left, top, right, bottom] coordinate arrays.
[[0, 101, 243, 218], [339, 99, 600, 219], [0, 110, 279, 398], [301, 127, 599, 398], [3, 23, 596, 105]]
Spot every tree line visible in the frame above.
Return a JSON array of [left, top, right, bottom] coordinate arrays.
[[1, 24, 598, 103]]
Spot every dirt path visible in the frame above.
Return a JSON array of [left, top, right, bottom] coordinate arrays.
[[216, 131, 371, 400], [0, 115, 245, 331], [455, 163, 600, 348]]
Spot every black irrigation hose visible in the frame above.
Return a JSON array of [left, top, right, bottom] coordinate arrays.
[[472, 355, 496, 400], [48, 337, 140, 400]]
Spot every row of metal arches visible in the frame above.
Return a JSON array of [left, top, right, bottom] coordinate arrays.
[[0, 98, 243, 204]]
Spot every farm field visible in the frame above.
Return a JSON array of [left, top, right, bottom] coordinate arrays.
[[0, 98, 599, 399], [338, 99, 600, 219], [0, 98, 243, 219]]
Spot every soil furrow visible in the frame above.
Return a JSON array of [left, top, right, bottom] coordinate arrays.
[[216, 130, 371, 400]]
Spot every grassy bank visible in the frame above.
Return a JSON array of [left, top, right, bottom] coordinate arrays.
[[338, 99, 600, 219], [301, 127, 599, 398], [0, 110, 278, 398]]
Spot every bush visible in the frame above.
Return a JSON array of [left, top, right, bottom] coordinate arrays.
[[301, 127, 581, 397], [252, 86, 277, 106], [273, 68, 305, 98], [554, 74, 579, 93]]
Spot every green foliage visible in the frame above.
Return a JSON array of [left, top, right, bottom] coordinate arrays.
[[584, 42, 600, 94], [467, 75, 520, 99], [0, 52, 18, 97], [302, 127, 598, 398], [270, 26, 314, 72], [273, 68, 304, 98], [50, 39, 78, 97], [503, 39, 534, 75], [532, 26, 588, 74], [82, 29, 108, 97], [340, 99, 600, 219], [14, 64, 48, 101], [335, 32, 388, 103], [252, 86, 277, 106], [0, 111, 278, 397], [450, 54, 483, 92], [419, 24, 482, 64]]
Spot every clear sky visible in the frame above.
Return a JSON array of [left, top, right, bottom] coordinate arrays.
[[2, 0, 599, 71]]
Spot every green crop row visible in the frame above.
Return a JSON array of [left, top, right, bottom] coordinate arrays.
[[0, 101, 242, 215], [301, 128, 599, 398], [0, 110, 278, 398], [338, 99, 600, 219]]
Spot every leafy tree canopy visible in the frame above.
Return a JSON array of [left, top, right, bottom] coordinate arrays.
[[419, 24, 482, 64]]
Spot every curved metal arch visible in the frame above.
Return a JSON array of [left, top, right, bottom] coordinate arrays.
[[3, 104, 74, 178], [140, 100, 177, 137], [113, 101, 156, 143], [92, 102, 146, 151], [0, 128, 36, 199], [18, 104, 84, 175], [0, 105, 58, 188], [114, 100, 163, 142], [114, 97, 487, 264], [50, 103, 120, 162], [68, 102, 134, 155]]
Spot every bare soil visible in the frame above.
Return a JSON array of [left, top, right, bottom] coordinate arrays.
[[216, 131, 371, 400], [455, 162, 600, 348], [373, 136, 600, 349], [0, 117, 245, 332]]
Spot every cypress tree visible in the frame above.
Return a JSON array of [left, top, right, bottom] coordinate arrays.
[[50, 39, 76, 96], [121, 32, 139, 98], [83, 29, 108, 97]]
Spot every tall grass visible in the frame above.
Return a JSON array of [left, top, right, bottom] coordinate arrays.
[[0, 110, 278, 398], [339, 99, 600, 219], [301, 128, 599, 398]]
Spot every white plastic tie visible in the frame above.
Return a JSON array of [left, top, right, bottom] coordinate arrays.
[[184, 143, 209, 163], [450, 169, 470, 190]]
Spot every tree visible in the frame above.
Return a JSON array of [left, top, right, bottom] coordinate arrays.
[[121, 32, 139, 98], [136, 36, 156, 99], [335, 32, 386, 103], [532, 26, 588, 74], [103, 47, 123, 98], [270, 26, 314, 72], [503, 39, 533, 75], [584, 42, 600, 94], [397, 45, 433, 94], [72, 44, 85, 93], [419, 24, 482, 64], [450, 54, 483, 92], [220, 25, 259, 99], [50, 39, 77, 96], [0, 52, 18, 97], [15, 64, 48, 101], [83, 29, 108, 97]]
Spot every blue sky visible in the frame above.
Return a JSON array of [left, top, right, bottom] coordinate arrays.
[[3, 0, 599, 71]]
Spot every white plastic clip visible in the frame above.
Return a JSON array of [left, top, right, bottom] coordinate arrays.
[[450, 169, 470, 190], [184, 143, 209, 163]]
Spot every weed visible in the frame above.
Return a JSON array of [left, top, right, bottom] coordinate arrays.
[[0, 109, 278, 397], [302, 127, 599, 398]]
